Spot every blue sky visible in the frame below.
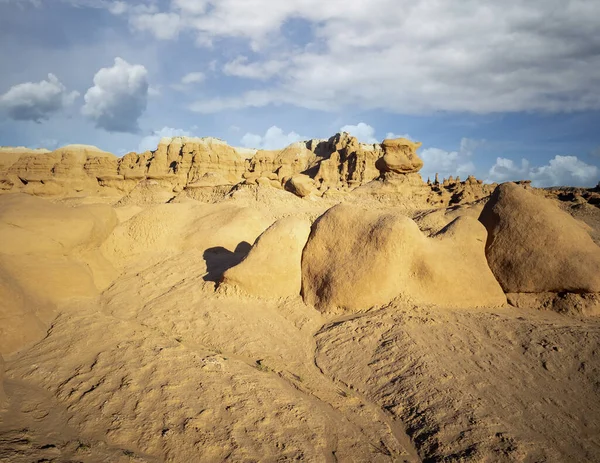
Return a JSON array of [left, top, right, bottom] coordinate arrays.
[[0, 0, 599, 186]]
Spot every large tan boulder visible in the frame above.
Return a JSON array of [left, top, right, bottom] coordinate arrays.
[[479, 183, 600, 293], [302, 205, 505, 313], [222, 217, 311, 298], [285, 174, 316, 198], [376, 138, 423, 174]]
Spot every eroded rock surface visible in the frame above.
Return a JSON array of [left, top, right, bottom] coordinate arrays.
[[302, 204, 506, 313], [479, 182, 600, 293], [221, 217, 311, 298]]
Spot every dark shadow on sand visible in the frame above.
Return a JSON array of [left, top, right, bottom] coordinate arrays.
[[202, 242, 252, 282]]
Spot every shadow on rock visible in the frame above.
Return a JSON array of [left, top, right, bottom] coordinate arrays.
[[203, 242, 252, 282]]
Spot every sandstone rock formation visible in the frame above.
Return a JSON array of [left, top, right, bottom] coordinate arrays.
[[2, 147, 600, 463], [0, 133, 506, 209], [221, 217, 311, 298], [103, 202, 272, 270], [375, 138, 423, 174], [0, 354, 5, 406], [0, 194, 118, 354], [302, 205, 506, 313], [479, 182, 600, 293]]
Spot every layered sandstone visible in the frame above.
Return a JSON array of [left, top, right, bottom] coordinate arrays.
[[3, 135, 572, 214], [0, 133, 426, 199]]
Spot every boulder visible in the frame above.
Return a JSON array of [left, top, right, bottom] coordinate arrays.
[[478, 183, 600, 293], [285, 174, 316, 198], [376, 138, 423, 174], [222, 217, 311, 298], [302, 205, 505, 313]]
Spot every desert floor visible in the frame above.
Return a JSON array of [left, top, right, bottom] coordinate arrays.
[[1, 187, 600, 463]]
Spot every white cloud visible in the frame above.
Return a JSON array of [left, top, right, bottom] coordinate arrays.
[[0, 73, 79, 122], [126, 0, 600, 114], [240, 125, 305, 150], [223, 56, 286, 80], [130, 12, 181, 40], [82, 57, 149, 133], [340, 122, 378, 144], [171, 72, 206, 92], [181, 72, 205, 85], [420, 137, 483, 181], [108, 1, 127, 15], [189, 90, 281, 113], [171, 0, 209, 14], [106, 1, 158, 16], [148, 85, 162, 97], [385, 132, 412, 140], [487, 155, 599, 187], [138, 126, 191, 152]]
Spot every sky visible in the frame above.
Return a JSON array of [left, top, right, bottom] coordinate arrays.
[[0, 0, 599, 187]]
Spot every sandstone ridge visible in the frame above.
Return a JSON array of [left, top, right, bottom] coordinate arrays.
[[0, 133, 498, 207]]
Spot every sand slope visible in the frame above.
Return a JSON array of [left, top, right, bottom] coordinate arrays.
[[1, 180, 600, 462]]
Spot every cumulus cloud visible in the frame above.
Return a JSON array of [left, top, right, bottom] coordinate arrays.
[[138, 126, 191, 152], [122, 0, 600, 114], [240, 126, 305, 150], [0, 73, 79, 122], [339, 122, 378, 144], [82, 57, 149, 133], [487, 155, 599, 187], [420, 138, 483, 182]]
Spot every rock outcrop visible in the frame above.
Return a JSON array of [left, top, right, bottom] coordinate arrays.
[[375, 138, 423, 174], [302, 205, 506, 313], [221, 217, 311, 298], [0, 134, 508, 209], [479, 182, 600, 294]]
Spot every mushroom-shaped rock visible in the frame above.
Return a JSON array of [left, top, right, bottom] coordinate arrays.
[[222, 217, 311, 298], [376, 138, 424, 174], [285, 174, 316, 198], [302, 205, 505, 313], [479, 182, 600, 293]]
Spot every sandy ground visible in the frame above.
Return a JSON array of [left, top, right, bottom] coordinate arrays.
[[1, 188, 600, 462]]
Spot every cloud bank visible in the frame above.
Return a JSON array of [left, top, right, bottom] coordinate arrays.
[[118, 0, 600, 114], [487, 155, 599, 187]]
